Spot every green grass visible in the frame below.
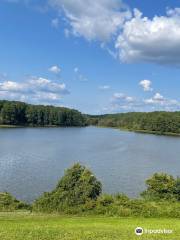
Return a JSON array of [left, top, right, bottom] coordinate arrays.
[[0, 212, 179, 240], [0, 125, 20, 128]]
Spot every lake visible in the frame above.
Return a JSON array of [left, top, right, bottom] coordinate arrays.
[[0, 126, 180, 202]]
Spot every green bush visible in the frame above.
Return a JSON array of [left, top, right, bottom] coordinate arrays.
[[0, 192, 30, 211], [0, 165, 176, 218], [141, 173, 179, 201], [33, 163, 102, 212]]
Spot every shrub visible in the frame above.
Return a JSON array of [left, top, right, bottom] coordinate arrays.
[[0, 192, 30, 211], [97, 194, 114, 207], [141, 173, 177, 201], [174, 177, 180, 200], [33, 163, 102, 212]]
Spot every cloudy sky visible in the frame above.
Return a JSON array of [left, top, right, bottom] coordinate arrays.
[[0, 0, 180, 114]]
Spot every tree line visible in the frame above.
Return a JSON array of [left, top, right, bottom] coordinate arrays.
[[0, 100, 180, 134], [0, 100, 87, 127], [87, 111, 180, 135]]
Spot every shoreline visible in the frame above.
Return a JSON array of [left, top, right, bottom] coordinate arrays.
[[0, 124, 180, 137], [94, 125, 180, 137]]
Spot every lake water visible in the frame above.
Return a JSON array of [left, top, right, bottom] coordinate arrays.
[[0, 126, 180, 202]]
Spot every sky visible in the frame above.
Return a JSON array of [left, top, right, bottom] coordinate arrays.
[[0, 0, 180, 114]]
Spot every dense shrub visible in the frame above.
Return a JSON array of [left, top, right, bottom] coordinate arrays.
[[0, 192, 30, 211], [141, 173, 179, 201], [1, 165, 180, 218], [33, 166, 180, 217], [33, 163, 102, 212]]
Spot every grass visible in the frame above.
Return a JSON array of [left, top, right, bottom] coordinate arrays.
[[0, 212, 179, 240], [0, 125, 20, 128]]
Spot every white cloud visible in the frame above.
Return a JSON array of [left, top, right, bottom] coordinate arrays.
[[116, 8, 180, 65], [51, 18, 59, 28], [99, 85, 110, 90], [144, 93, 180, 109], [139, 80, 153, 91], [112, 93, 134, 102], [5, 1, 180, 66], [0, 77, 69, 104], [153, 93, 164, 101], [48, 65, 61, 74], [48, 0, 131, 41], [108, 93, 142, 112], [144, 93, 165, 104], [48, 2, 180, 66], [104, 91, 180, 113]]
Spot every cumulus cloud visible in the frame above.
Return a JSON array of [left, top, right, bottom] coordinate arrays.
[[48, 2, 180, 66], [48, 65, 61, 74], [0, 77, 69, 104], [112, 92, 134, 102], [104, 91, 180, 113], [139, 80, 153, 91], [144, 93, 180, 109], [108, 93, 143, 112], [48, 0, 131, 41], [116, 8, 180, 65], [6, 1, 180, 66], [5, 1, 180, 66]]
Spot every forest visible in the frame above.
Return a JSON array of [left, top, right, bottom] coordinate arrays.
[[88, 111, 180, 135], [0, 100, 87, 127], [0, 100, 180, 135]]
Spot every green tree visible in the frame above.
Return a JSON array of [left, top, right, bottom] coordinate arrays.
[[0, 100, 86, 127]]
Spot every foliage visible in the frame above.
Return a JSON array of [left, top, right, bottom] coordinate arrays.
[[33, 165, 180, 217], [88, 111, 180, 135], [141, 173, 180, 201], [1, 100, 180, 134], [1, 165, 180, 218], [0, 100, 87, 126], [33, 163, 102, 212], [0, 192, 30, 211]]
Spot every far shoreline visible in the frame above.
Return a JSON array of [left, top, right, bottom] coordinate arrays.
[[0, 124, 180, 137], [90, 125, 180, 137]]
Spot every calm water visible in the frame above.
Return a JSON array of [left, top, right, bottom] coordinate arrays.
[[0, 127, 180, 202]]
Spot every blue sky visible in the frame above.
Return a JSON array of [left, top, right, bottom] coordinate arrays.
[[0, 0, 180, 114]]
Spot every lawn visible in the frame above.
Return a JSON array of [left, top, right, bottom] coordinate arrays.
[[0, 212, 179, 240]]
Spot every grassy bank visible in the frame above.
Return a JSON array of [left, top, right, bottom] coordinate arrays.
[[0, 125, 20, 128], [96, 125, 180, 137], [0, 212, 179, 240]]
